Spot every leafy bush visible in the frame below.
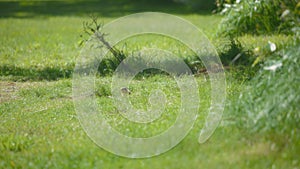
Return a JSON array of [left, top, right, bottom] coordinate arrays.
[[231, 43, 300, 134], [218, 38, 254, 66], [218, 0, 300, 36]]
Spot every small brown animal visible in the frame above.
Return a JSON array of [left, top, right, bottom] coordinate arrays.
[[121, 87, 131, 95]]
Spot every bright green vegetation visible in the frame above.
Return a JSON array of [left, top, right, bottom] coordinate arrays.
[[0, 1, 299, 169], [218, 0, 299, 36]]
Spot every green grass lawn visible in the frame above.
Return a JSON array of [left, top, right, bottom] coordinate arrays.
[[0, 1, 299, 169], [1, 78, 298, 169]]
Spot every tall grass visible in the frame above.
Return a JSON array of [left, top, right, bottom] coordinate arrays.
[[230, 43, 300, 135]]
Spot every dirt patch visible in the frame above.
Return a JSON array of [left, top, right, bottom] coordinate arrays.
[[0, 82, 18, 103]]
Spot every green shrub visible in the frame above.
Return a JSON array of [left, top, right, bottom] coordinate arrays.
[[218, 38, 254, 66], [231, 43, 300, 134], [218, 0, 300, 36]]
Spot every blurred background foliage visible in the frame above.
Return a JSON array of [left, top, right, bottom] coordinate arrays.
[[0, 0, 211, 18]]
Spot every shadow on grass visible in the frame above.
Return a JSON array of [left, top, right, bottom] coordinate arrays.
[[0, 0, 214, 18], [0, 65, 73, 81], [0, 53, 206, 81]]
